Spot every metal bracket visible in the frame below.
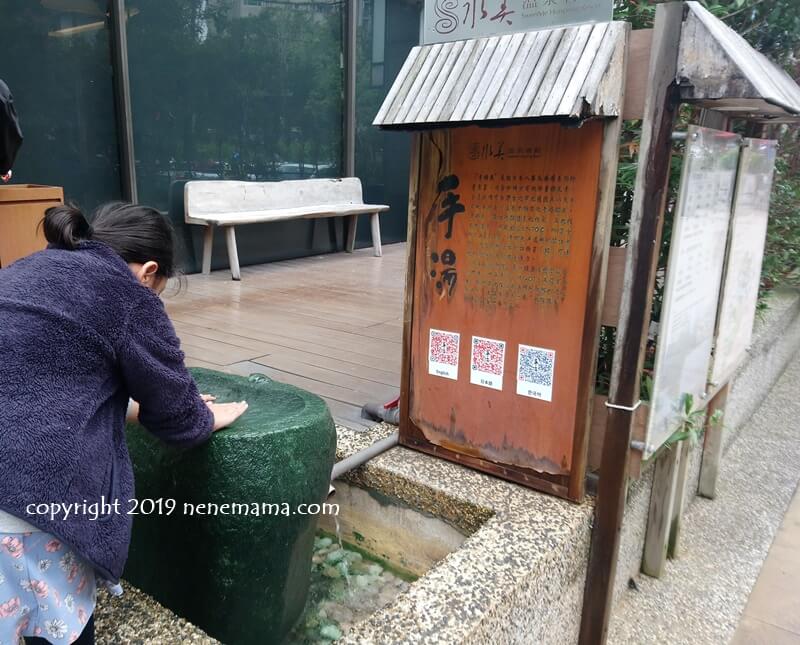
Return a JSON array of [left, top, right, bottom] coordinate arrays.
[[605, 399, 643, 412]]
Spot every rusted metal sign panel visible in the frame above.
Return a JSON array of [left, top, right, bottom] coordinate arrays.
[[401, 121, 604, 500]]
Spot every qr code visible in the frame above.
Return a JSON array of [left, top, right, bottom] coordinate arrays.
[[430, 329, 459, 366], [518, 345, 555, 386], [471, 337, 506, 375]]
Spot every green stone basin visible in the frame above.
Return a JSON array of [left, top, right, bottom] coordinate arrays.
[[124, 368, 337, 644]]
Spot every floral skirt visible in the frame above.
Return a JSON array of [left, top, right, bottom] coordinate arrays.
[[0, 532, 96, 644]]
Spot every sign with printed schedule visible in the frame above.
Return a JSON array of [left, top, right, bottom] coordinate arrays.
[[645, 126, 741, 458], [710, 138, 777, 386], [423, 0, 613, 44], [403, 122, 606, 499]]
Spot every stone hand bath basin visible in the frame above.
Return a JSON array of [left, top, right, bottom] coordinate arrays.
[[124, 368, 336, 644]]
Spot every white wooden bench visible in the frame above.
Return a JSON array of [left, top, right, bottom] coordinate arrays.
[[184, 178, 389, 280]]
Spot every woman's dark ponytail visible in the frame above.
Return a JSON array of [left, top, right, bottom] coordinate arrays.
[[42, 204, 93, 250], [42, 201, 177, 278]]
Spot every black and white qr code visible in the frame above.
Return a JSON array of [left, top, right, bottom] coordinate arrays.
[[518, 346, 555, 386]]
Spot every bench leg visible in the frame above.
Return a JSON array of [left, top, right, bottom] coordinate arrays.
[[346, 214, 357, 253], [202, 225, 214, 275], [370, 212, 382, 257], [224, 226, 241, 281]]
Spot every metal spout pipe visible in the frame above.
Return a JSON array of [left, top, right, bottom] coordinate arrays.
[[330, 430, 400, 483]]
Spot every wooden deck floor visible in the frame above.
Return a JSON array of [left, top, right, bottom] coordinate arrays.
[[163, 244, 406, 430]]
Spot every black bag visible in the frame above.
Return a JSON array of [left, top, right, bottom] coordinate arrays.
[[0, 79, 23, 175]]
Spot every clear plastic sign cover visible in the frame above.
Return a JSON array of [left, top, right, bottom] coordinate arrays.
[[423, 0, 612, 44], [645, 126, 741, 458], [710, 138, 777, 385]]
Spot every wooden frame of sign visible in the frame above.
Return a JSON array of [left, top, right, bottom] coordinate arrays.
[[399, 116, 624, 502], [580, 2, 800, 640]]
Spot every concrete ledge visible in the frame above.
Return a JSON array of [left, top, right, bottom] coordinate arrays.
[[336, 426, 593, 644]]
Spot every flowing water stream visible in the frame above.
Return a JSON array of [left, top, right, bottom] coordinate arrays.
[[285, 529, 416, 644]]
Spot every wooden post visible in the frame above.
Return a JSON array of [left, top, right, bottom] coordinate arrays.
[[698, 383, 730, 499], [399, 132, 423, 439], [642, 445, 681, 576], [574, 29, 630, 500], [667, 439, 691, 559], [579, 3, 685, 642]]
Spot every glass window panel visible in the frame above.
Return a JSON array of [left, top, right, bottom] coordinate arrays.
[[127, 0, 345, 271], [0, 0, 122, 208], [355, 0, 421, 246]]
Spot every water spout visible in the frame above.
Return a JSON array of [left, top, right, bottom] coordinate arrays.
[[329, 430, 400, 497]]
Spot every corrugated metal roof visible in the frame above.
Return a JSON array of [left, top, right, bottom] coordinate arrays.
[[374, 21, 628, 128], [678, 1, 800, 120]]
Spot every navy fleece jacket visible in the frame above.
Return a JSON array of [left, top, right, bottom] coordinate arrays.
[[0, 241, 214, 582]]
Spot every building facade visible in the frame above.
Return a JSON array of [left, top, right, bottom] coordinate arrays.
[[0, 0, 419, 270]]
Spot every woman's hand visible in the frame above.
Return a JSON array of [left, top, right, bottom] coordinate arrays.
[[126, 400, 140, 423], [207, 400, 248, 431]]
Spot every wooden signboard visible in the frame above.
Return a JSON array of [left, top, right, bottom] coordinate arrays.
[[644, 126, 740, 458], [710, 137, 777, 386], [401, 121, 606, 501]]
